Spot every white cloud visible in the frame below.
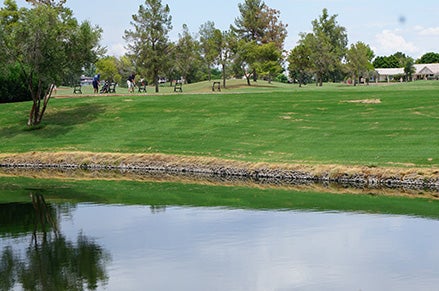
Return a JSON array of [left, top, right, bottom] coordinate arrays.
[[374, 30, 418, 55], [418, 27, 439, 36], [106, 43, 127, 57]]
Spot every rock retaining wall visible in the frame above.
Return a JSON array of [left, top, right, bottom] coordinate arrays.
[[2, 159, 439, 193]]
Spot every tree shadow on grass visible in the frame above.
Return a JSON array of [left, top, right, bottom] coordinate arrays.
[[0, 103, 106, 140], [31, 103, 107, 138]]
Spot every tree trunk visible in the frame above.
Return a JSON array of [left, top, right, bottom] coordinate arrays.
[[252, 69, 257, 82], [222, 63, 227, 88], [27, 83, 55, 127], [246, 75, 251, 86], [154, 70, 159, 93]]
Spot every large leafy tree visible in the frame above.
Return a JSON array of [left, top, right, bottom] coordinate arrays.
[[253, 42, 283, 83], [345, 41, 375, 85], [416, 52, 439, 64], [287, 42, 312, 87], [234, 39, 260, 85], [372, 55, 399, 68], [124, 0, 172, 93], [95, 56, 121, 84], [373, 52, 411, 68], [298, 31, 336, 86], [306, 8, 348, 85], [0, 0, 102, 126]]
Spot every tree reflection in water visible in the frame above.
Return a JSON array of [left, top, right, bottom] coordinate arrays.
[[0, 193, 111, 291]]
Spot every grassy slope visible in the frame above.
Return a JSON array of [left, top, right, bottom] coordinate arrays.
[[1, 80, 438, 168]]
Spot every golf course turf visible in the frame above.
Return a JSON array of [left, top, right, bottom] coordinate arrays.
[[1, 80, 438, 196]]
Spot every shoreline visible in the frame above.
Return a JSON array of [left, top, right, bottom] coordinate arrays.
[[1, 151, 439, 197]]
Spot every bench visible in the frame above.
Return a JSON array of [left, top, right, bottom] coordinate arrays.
[[138, 82, 147, 93], [212, 81, 221, 92], [174, 82, 182, 92], [73, 84, 82, 94], [108, 82, 117, 93]]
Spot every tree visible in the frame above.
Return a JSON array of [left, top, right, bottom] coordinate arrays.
[[233, 0, 266, 42], [234, 39, 260, 85], [403, 58, 415, 81], [216, 30, 236, 88], [95, 56, 121, 84], [299, 32, 336, 86], [345, 41, 375, 85], [124, 0, 172, 93], [175, 24, 200, 83], [259, 5, 288, 50], [232, 0, 287, 84], [372, 56, 399, 68], [116, 55, 136, 85], [308, 8, 348, 85], [373, 52, 413, 69], [232, 0, 287, 48], [253, 42, 283, 83], [199, 21, 221, 81], [0, 0, 102, 126], [288, 42, 312, 87], [416, 52, 439, 64]]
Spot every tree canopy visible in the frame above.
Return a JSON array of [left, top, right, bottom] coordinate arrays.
[[0, 0, 102, 125], [416, 52, 439, 64], [124, 0, 172, 93], [345, 41, 375, 85], [231, 0, 287, 85], [289, 9, 348, 86]]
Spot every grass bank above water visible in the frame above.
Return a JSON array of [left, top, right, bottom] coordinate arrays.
[[1, 80, 439, 166], [1, 80, 439, 191]]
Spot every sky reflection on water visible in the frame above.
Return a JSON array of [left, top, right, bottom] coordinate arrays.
[[47, 204, 439, 291]]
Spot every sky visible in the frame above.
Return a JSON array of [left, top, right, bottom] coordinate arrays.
[[10, 0, 439, 59]]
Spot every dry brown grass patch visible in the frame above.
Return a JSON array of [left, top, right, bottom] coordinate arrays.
[[1, 151, 439, 182], [344, 99, 381, 104]]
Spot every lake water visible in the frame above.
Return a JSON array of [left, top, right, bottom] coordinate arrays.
[[2, 197, 439, 291]]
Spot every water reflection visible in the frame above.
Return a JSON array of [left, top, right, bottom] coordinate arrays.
[[1, 178, 439, 290], [0, 193, 110, 291]]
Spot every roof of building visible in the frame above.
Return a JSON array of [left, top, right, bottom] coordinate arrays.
[[375, 68, 404, 76], [414, 63, 439, 75], [376, 63, 439, 76]]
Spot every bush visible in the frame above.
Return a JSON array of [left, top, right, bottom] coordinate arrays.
[[275, 73, 289, 83], [0, 64, 31, 103]]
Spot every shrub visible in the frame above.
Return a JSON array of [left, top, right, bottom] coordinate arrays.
[[0, 64, 31, 103]]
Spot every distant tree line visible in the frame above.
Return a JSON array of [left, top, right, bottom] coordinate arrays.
[[101, 0, 439, 90], [1, 0, 438, 116]]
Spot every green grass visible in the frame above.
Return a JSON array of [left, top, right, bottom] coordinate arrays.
[[1, 176, 439, 220], [1, 80, 439, 167]]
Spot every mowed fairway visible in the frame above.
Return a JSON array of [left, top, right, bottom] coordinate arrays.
[[1, 81, 438, 168]]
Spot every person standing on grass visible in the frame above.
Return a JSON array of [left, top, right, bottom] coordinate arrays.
[[127, 73, 136, 93], [92, 74, 100, 93]]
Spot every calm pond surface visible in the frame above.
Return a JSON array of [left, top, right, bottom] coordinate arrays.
[[1, 177, 439, 290]]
